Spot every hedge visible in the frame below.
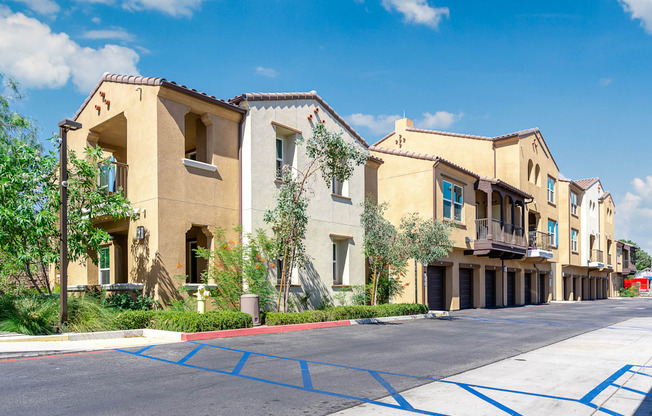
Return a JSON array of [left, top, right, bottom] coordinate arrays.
[[113, 310, 252, 332], [265, 303, 429, 326]]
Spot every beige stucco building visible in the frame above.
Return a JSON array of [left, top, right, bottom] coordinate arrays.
[[64, 74, 244, 303], [371, 117, 620, 311]]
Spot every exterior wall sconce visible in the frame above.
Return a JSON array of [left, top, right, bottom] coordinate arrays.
[[136, 226, 145, 240]]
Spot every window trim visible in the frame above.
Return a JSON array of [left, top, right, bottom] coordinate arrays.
[[275, 137, 284, 179], [570, 191, 578, 216], [99, 246, 110, 285], [571, 229, 579, 253], [547, 176, 556, 204], [333, 242, 339, 284], [442, 180, 464, 222], [548, 219, 558, 248]]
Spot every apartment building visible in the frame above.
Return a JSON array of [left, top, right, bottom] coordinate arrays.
[[228, 92, 373, 306], [371, 118, 618, 310], [64, 74, 245, 303], [615, 241, 638, 293]]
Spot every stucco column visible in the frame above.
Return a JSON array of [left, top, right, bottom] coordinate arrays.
[[486, 190, 493, 240], [516, 269, 525, 305]]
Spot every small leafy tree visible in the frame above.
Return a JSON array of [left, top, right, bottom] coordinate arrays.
[[265, 124, 367, 312], [196, 227, 277, 311], [361, 198, 454, 305], [0, 75, 133, 295]]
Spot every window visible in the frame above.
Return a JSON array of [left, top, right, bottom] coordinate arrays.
[[571, 229, 578, 252], [534, 164, 540, 186], [275, 138, 284, 179], [527, 160, 533, 183], [332, 177, 347, 197], [570, 192, 578, 215], [548, 220, 558, 247], [618, 247, 622, 263], [276, 257, 284, 285], [443, 180, 463, 222], [547, 177, 555, 203], [184, 113, 208, 163], [187, 240, 198, 283], [332, 243, 338, 284], [99, 156, 116, 193], [99, 246, 110, 285]]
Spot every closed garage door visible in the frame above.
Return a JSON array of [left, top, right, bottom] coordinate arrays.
[[485, 270, 496, 308], [524, 273, 531, 304], [427, 266, 446, 311], [506, 272, 516, 306], [539, 274, 546, 303], [459, 268, 474, 310]]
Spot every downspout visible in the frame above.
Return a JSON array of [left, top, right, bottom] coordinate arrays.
[[424, 162, 439, 305], [238, 111, 245, 236], [502, 259, 505, 307], [493, 142, 497, 178]]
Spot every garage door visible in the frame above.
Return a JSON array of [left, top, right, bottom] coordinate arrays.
[[485, 270, 496, 308], [459, 268, 474, 310], [524, 273, 531, 304], [539, 274, 546, 303], [427, 266, 446, 311], [506, 272, 516, 306]]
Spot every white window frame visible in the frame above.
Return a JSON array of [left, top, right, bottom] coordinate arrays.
[[547, 177, 555, 204], [548, 219, 558, 247], [443, 180, 463, 222], [99, 246, 110, 285], [332, 242, 339, 284], [571, 229, 578, 252], [570, 192, 578, 215], [275, 137, 284, 179]]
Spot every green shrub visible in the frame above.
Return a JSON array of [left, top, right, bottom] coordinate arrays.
[[265, 303, 429, 326], [150, 310, 252, 332], [113, 310, 157, 330], [105, 292, 158, 311], [64, 296, 119, 333], [0, 295, 59, 335], [619, 286, 639, 297]]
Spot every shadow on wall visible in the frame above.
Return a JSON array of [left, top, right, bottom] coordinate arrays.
[[297, 260, 331, 310], [130, 230, 181, 305]]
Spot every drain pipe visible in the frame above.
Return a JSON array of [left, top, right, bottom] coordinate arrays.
[[502, 259, 505, 307]]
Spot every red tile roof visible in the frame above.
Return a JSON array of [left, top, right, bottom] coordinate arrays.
[[230, 92, 369, 148], [73, 73, 244, 121], [574, 178, 600, 190]]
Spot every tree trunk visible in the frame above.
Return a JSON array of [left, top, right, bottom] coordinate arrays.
[[23, 261, 43, 295], [372, 256, 379, 306]]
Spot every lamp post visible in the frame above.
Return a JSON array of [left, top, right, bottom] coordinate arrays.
[[58, 119, 81, 324]]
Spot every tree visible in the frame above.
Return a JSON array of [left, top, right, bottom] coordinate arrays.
[[620, 240, 652, 270], [0, 75, 133, 295], [361, 198, 453, 305], [264, 124, 367, 312]]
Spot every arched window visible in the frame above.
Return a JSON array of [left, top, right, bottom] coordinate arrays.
[[527, 160, 534, 183], [534, 164, 541, 186]]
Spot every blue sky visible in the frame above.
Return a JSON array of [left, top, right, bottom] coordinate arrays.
[[2, 0, 652, 251]]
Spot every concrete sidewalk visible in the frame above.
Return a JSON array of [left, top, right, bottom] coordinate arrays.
[[333, 317, 652, 416]]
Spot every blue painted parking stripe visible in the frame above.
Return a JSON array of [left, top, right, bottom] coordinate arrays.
[[458, 384, 522, 416], [299, 360, 313, 390], [176, 344, 204, 364], [231, 352, 250, 375], [115, 348, 447, 416], [369, 370, 414, 410], [580, 365, 633, 404], [134, 345, 155, 355], [617, 385, 650, 396], [629, 371, 652, 378]]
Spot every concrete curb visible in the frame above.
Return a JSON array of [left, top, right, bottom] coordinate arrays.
[[0, 313, 444, 345]]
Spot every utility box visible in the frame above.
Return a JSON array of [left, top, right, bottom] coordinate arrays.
[[241, 294, 261, 326]]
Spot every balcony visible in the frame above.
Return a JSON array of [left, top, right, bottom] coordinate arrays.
[[99, 160, 128, 197], [526, 231, 554, 259], [470, 218, 527, 259], [607, 253, 613, 269], [589, 249, 604, 268]]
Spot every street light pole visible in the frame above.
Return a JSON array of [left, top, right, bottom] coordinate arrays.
[[58, 119, 81, 324]]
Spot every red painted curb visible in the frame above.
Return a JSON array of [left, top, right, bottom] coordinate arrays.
[[181, 319, 352, 341]]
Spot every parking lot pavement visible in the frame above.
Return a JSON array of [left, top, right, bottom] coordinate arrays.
[[334, 316, 652, 416], [1, 298, 650, 416]]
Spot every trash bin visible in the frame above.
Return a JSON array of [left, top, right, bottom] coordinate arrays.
[[241, 294, 261, 326]]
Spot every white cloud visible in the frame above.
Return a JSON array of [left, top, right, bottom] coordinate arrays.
[[418, 111, 463, 129], [11, 0, 60, 16], [255, 66, 279, 78], [381, 0, 449, 29], [599, 78, 613, 86], [122, 0, 205, 17], [619, 0, 652, 34], [82, 27, 134, 42], [345, 110, 463, 135], [0, 10, 139, 92], [617, 176, 652, 253], [344, 113, 402, 135], [91, 17, 101, 24]]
